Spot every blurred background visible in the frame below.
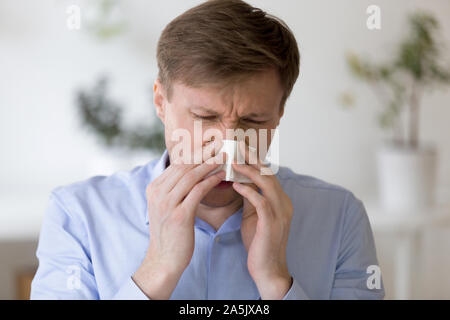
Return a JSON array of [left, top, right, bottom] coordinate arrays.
[[1, 0, 449, 299]]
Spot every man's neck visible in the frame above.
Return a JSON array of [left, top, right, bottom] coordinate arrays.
[[196, 196, 243, 232]]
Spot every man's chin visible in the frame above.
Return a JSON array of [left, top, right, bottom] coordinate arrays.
[[200, 186, 241, 207]]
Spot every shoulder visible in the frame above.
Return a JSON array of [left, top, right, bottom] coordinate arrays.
[[48, 158, 159, 223], [52, 161, 150, 199], [276, 165, 355, 197], [276, 165, 365, 220]]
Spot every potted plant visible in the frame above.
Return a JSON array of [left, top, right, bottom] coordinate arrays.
[[76, 76, 166, 175], [72, 1, 165, 174], [341, 12, 450, 213]]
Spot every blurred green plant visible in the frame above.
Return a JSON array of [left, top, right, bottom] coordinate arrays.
[[76, 77, 166, 154], [341, 11, 450, 148], [85, 0, 127, 40]]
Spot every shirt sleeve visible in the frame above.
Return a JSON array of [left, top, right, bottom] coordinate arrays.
[[329, 194, 385, 299], [30, 190, 149, 300], [254, 277, 309, 300], [282, 277, 309, 300], [30, 190, 99, 299], [111, 277, 150, 300]]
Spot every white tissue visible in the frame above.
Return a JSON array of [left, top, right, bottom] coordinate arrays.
[[210, 140, 253, 183]]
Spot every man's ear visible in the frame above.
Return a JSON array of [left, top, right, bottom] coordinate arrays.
[[153, 78, 166, 124], [275, 104, 285, 126], [279, 105, 285, 118]]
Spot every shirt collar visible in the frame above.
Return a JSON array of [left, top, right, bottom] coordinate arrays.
[[144, 149, 243, 235], [148, 149, 170, 179]]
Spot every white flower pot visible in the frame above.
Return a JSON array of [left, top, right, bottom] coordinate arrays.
[[376, 144, 437, 213]]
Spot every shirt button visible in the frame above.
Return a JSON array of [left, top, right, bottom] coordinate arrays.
[[215, 236, 220, 243]]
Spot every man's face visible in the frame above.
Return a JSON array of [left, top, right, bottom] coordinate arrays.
[[153, 68, 284, 207]]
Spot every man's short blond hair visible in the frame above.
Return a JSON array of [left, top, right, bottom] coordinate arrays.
[[157, 0, 300, 109]]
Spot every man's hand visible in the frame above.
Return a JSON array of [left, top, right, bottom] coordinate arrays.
[[232, 141, 294, 300], [133, 142, 225, 299]]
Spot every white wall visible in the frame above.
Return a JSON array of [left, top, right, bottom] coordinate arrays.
[[1, 0, 449, 200], [0, 0, 449, 299]]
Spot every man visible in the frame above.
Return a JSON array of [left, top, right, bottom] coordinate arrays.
[[31, 0, 385, 299]]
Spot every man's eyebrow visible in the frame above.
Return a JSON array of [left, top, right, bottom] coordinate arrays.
[[190, 106, 219, 115], [243, 112, 271, 118], [190, 106, 271, 118]]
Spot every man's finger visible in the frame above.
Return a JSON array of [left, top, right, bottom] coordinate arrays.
[[154, 140, 222, 194], [181, 170, 226, 212], [231, 162, 282, 208], [232, 182, 274, 221], [170, 152, 226, 204]]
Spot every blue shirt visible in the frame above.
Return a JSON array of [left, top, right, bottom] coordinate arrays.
[[31, 150, 385, 299]]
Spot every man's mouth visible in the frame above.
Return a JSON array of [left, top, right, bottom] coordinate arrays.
[[214, 181, 233, 189]]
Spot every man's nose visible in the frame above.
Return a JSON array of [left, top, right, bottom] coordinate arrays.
[[219, 118, 242, 140]]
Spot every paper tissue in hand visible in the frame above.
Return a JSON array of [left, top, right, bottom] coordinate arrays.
[[209, 140, 253, 183]]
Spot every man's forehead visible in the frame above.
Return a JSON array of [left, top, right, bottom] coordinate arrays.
[[174, 84, 279, 115], [172, 80, 233, 104]]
